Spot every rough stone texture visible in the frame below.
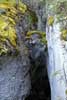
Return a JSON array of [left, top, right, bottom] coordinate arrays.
[[21, 0, 50, 100], [25, 32, 50, 100], [22, 0, 46, 31], [0, 0, 50, 100], [0, 43, 31, 100]]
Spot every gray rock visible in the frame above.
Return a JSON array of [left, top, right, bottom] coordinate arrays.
[[0, 43, 31, 100], [22, 0, 46, 31]]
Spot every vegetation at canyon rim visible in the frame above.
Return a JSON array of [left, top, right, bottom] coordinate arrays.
[[47, 0, 67, 43], [0, 0, 47, 56]]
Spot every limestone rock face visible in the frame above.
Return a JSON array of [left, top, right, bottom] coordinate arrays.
[[0, 1, 32, 100], [46, 0, 67, 99], [0, 0, 50, 100], [0, 44, 31, 100]]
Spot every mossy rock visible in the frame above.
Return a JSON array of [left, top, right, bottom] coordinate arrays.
[[47, 16, 54, 26], [0, 0, 38, 56], [26, 30, 47, 45], [0, 0, 27, 55], [60, 29, 67, 41], [65, 89, 67, 95]]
